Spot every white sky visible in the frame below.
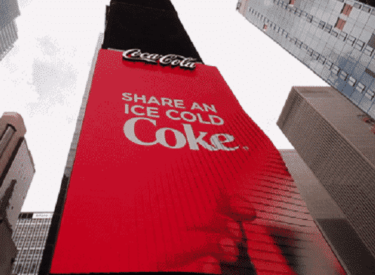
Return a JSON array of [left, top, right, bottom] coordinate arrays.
[[0, 0, 327, 212]]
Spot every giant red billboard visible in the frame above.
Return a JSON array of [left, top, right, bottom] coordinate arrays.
[[49, 49, 345, 274]]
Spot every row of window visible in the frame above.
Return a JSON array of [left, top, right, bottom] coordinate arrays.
[[14, 229, 50, 235], [268, 0, 375, 56], [15, 220, 51, 225], [310, 0, 373, 14], [16, 249, 44, 256], [15, 242, 47, 249], [351, 1, 374, 12], [249, 6, 375, 100], [16, 222, 51, 229], [14, 230, 50, 235], [12, 262, 39, 274], [14, 233, 49, 239], [13, 235, 48, 242], [329, 63, 375, 100], [15, 238, 47, 243], [12, 224, 51, 236], [14, 235, 49, 242], [16, 220, 51, 224], [335, 0, 373, 13], [16, 242, 47, 249]]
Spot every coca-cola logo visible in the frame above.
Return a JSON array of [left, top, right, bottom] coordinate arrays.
[[124, 117, 239, 151], [122, 49, 196, 70]]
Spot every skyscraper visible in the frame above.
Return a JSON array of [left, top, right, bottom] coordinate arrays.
[[11, 213, 53, 275], [39, 1, 345, 274], [237, 0, 375, 272], [278, 86, 375, 274], [0, 0, 20, 61], [0, 113, 35, 275], [237, 0, 375, 119]]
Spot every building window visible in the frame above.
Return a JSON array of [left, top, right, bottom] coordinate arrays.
[[365, 89, 375, 100], [355, 40, 365, 51], [318, 56, 326, 64], [312, 17, 320, 26], [347, 35, 356, 45], [331, 65, 340, 75], [324, 24, 332, 33], [365, 68, 375, 78], [341, 4, 353, 16], [368, 33, 375, 49], [335, 18, 346, 30], [356, 82, 366, 93], [364, 45, 374, 56], [318, 20, 325, 29], [348, 76, 356, 86], [362, 6, 371, 13], [339, 70, 348, 80], [353, 2, 362, 9], [339, 32, 347, 41]]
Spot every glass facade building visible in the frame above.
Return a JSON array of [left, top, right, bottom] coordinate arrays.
[[237, 0, 375, 119], [11, 213, 53, 275], [0, 0, 20, 61]]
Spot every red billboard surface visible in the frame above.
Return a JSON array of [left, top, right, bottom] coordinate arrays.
[[50, 49, 344, 274]]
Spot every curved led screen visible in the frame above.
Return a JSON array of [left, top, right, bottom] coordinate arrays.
[[49, 49, 345, 275]]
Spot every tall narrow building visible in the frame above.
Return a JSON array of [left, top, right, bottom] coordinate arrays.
[[278, 86, 375, 275], [237, 1, 375, 273], [11, 213, 53, 275], [0, 0, 20, 61], [237, 0, 375, 119], [0, 113, 35, 275], [40, 1, 345, 274]]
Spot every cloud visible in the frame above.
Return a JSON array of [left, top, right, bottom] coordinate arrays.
[[29, 58, 77, 112]]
